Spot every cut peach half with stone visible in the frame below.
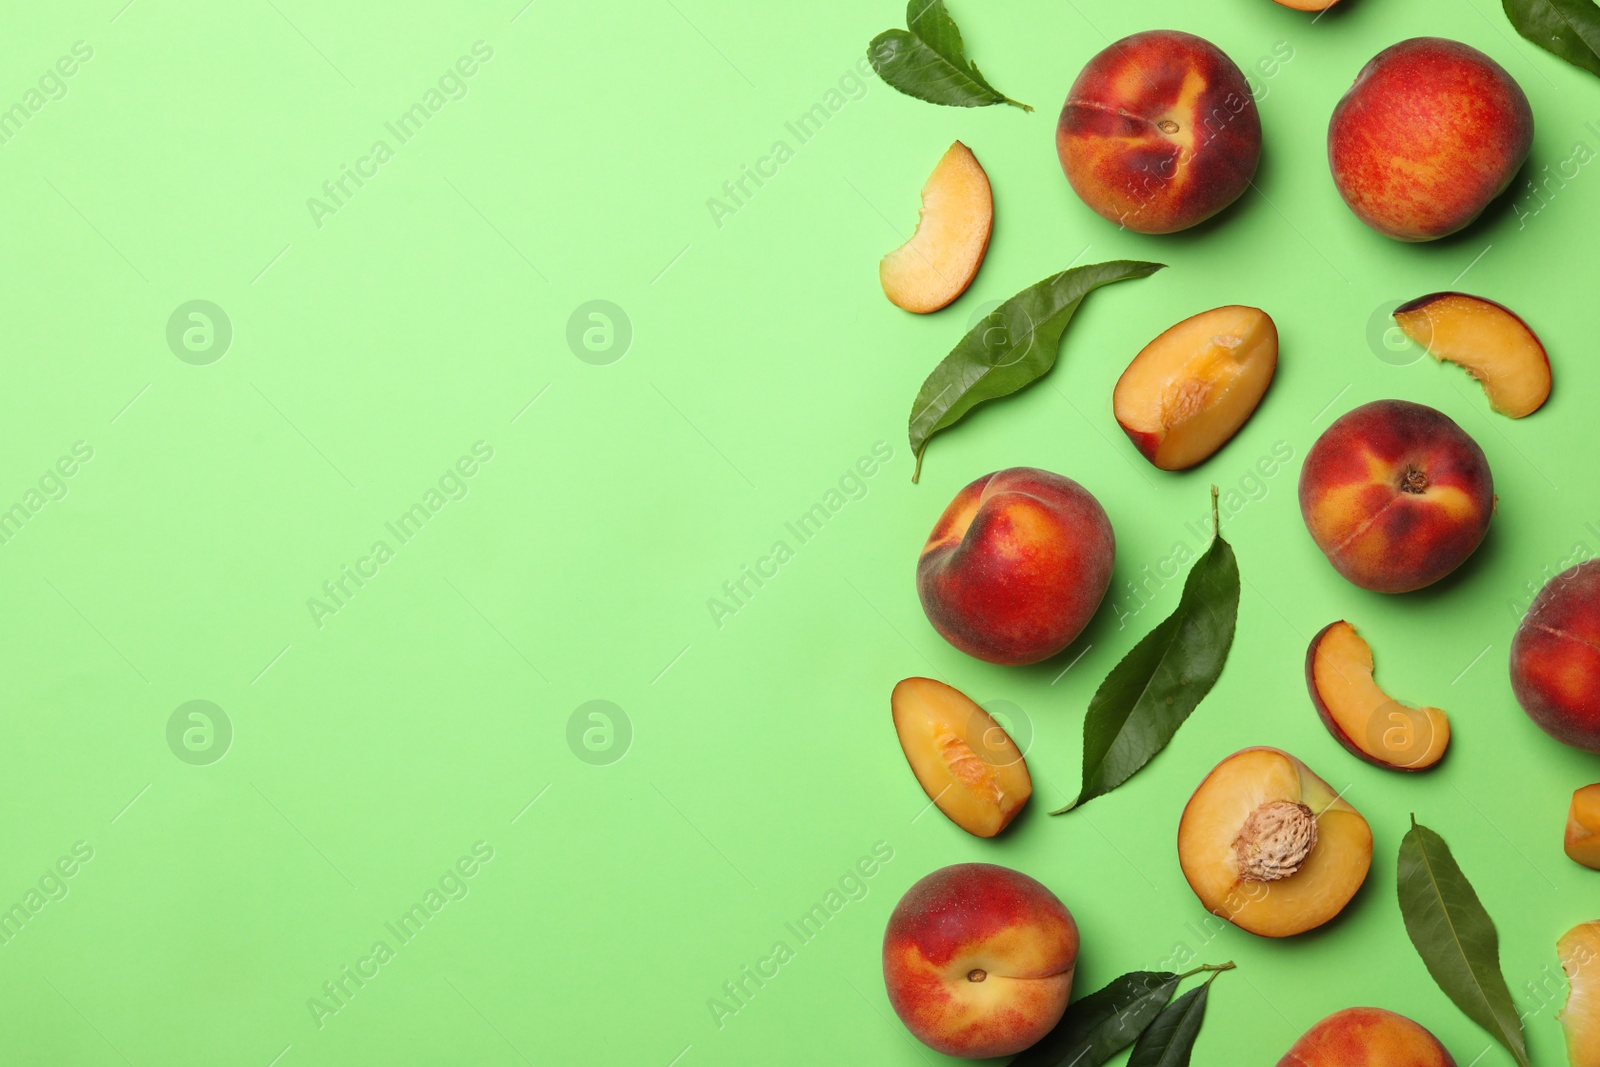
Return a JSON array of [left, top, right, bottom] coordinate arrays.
[[891, 677, 1031, 838], [1393, 293, 1551, 418], [1178, 747, 1372, 937], [1307, 621, 1450, 772], [880, 141, 993, 314], [1113, 306, 1277, 471], [1568, 785, 1600, 870], [1561, 922, 1600, 1067]]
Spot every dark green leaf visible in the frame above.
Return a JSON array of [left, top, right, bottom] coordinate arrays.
[[1051, 489, 1238, 814], [1397, 818, 1531, 1067], [1126, 982, 1210, 1067], [1009, 971, 1178, 1067], [868, 0, 1031, 110], [908, 260, 1163, 481], [1504, 0, 1600, 78]]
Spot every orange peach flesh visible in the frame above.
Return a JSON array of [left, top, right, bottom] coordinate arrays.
[[1114, 305, 1278, 470], [1309, 622, 1450, 771], [1273, 0, 1339, 10], [1569, 785, 1600, 870], [1277, 1007, 1457, 1067], [880, 141, 993, 314], [1179, 747, 1372, 938], [1394, 293, 1551, 418], [1561, 922, 1600, 1067], [891, 677, 1032, 838]]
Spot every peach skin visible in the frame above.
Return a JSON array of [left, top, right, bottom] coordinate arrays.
[[1329, 38, 1532, 242], [883, 863, 1078, 1058], [917, 468, 1114, 666], [1299, 400, 1493, 593], [1278, 1007, 1457, 1067], [1511, 560, 1600, 753], [1057, 30, 1260, 234]]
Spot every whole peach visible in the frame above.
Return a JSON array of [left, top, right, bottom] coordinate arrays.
[[1328, 38, 1532, 241], [1299, 400, 1493, 593], [917, 467, 1114, 665], [883, 863, 1078, 1058], [1511, 560, 1600, 753], [1057, 30, 1261, 234], [1278, 1007, 1457, 1067]]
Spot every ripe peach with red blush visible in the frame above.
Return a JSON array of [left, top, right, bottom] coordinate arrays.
[[1299, 400, 1494, 593], [917, 468, 1114, 666], [1057, 30, 1261, 234], [883, 863, 1078, 1058]]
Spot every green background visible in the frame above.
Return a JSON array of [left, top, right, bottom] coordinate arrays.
[[0, 0, 1594, 1063]]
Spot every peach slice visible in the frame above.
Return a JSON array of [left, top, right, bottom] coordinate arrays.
[[1273, 0, 1340, 11], [1393, 293, 1551, 418], [1113, 306, 1278, 470], [1561, 922, 1600, 1067], [891, 678, 1030, 838], [1307, 622, 1451, 772], [880, 141, 993, 314], [1178, 747, 1372, 938], [1568, 785, 1600, 870]]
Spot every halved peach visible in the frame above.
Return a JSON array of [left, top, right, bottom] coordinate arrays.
[[892, 677, 1031, 838], [1113, 306, 1278, 470], [1178, 747, 1372, 937], [1307, 621, 1450, 772], [1393, 293, 1551, 418], [880, 142, 993, 314], [1568, 785, 1600, 870], [1273, 0, 1340, 10], [1561, 922, 1600, 1067]]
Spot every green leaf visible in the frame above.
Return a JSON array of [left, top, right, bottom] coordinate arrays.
[[1503, 0, 1600, 78], [1397, 818, 1531, 1067], [868, 0, 1031, 110], [1009, 971, 1179, 1067], [1125, 981, 1212, 1067], [908, 259, 1163, 482], [1051, 488, 1238, 814]]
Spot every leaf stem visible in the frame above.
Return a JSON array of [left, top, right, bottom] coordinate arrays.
[[1002, 96, 1034, 112], [912, 444, 926, 484], [1176, 962, 1235, 982], [1209, 483, 1220, 538]]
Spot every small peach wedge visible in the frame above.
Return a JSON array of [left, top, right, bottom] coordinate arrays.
[[1114, 305, 1278, 470], [891, 678, 1031, 838], [1273, 0, 1340, 11], [1178, 747, 1373, 937], [1307, 621, 1450, 771], [1394, 293, 1551, 417], [1561, 922, 1600, 1067], [1569, 785, 1600, 870], [880, 141, 993, 314]]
